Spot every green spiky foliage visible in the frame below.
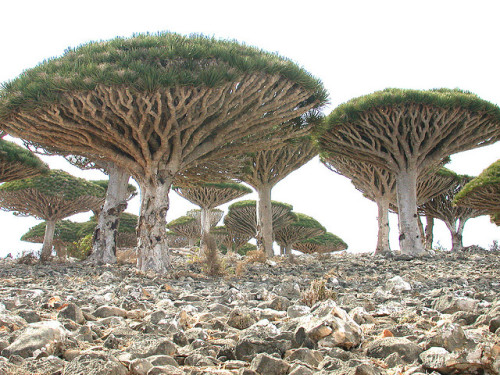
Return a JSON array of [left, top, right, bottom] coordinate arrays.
[[491, 212, 500, 226], [0, 169, 105, 202], [21, 220, 83, 244], [0, 170, 105, 261], [173, 181, 252, 209], [275, 212, 326, 255], [77, 212, 139, 248], [454, 159, 500, 214], [224, 200, 294, 240], [316, 88, 500, 256], [0, 33, 327, 115], [293, 232, 348, 254], [0, 139, 49, 182], [420, 174, 488, 251], [0, 32, 328, 272], [211, 225, 252, 253], [219, 242, 257, 256], [166, 215, 200, 247]]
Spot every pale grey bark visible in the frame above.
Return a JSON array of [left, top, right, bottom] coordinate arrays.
[[89, 166, 131, 264], [136, 179, 173, 272], [396, 170, 425, 255], [374, 198, 391, 255], [40, 219, 56, 262], [256, 184, 274, 257], [424, 216, 434, 250]]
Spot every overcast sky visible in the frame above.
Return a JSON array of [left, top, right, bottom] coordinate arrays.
[[0, 0, 498, 257]]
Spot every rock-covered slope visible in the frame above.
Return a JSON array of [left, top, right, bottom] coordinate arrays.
[[0, 249, 498, 374]]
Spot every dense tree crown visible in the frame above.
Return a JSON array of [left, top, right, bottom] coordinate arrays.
[[173, 181, 252, 209], [293, 232, 348, 254], [0, 139, 49, 182], [21, 220, 82, 245], [274, 212, 326, 255], [316, 88, 500, 255]]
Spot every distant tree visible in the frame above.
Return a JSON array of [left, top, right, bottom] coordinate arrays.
[[166, 231, 190, 248], [275, 212, 326, 255], [77, 212, 139, 249], [321, 154, 456, 254], [0, 170, 105, 261], [420, 174, 487, 251], [186, 208, 224, 229], [233, 138, 317, 257], [0, 33, 327, 272], [316, 88, 500, 255], [21, 220, 83, 259], [0, 139, 48, 182], [454, 159, 500, 226], [224, 200, 294, 243], [293, 232, 348, 254], [166, 216, 200, 248], [174, 181, 251, 274], [211, 225, 253, 254]]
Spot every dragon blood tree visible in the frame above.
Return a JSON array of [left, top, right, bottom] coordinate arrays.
[[316, 88, 500, 255], [173, 181, 252, 274], [321, 153, 457, 254], [166, 231, 190, 248], [78, 212, 139, 249], [224, 200, 295, 243], [274, 212, 326, 255], [166, 215, 203, 248], [233, 138, 317, 257], [454, 159, 500, 226], [420, 173, 488, 251], [0, 170, 105, 261], [293, 232, 348, 254], [21, 220, 83, 259], [173, 181, 251, 244], [211, 225, 252, 254], [0, 33, 327, 272], [0, 139, 48, 182]]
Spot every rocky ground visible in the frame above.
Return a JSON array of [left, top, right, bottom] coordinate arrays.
[[0, 248, 499, 375]]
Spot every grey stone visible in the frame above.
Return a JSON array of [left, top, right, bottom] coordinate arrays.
[[148, 355, 179, 367], [426, 322, 472, 352], [273, 281, 301, 300], [1, 320, 68, 358], [489, 316, 500, 333], [366, 337, 422, 363], [127, 337, 177, 359], [130, 358, 154, 375], [433, 295, 479, 314], [0, 313, 27, 331], [17, 309, 42, 323], [419, 347, 450, 372], [58, 303, 85, 325], [287, 305, 311, 319], [93, 305, 128, 318], [235, 337, 292, 362], [285, 348, 324, 368], [288, 363, 315, 375], [250, 353, 290, 375], [147, 365, 184, 375], [227, 308, 258, 330], [64, 352, 128, 375], [385, 276, 412, 294], [184, 353, 216, 366]]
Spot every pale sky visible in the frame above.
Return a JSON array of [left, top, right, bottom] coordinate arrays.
[[0, 0, 498, 257]]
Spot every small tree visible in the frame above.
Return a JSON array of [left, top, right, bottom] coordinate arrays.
[[166, 216, 200, 248], [224, 200, 294, 243], [293, 232, 348, 254], [454, 160, 500, 226], [420, 173, 488, 251], [0, 33, 326, 272], [21, 220, 83, 259], [321, 153, 456, 254], [0, 139, 48, 182], [233, 138, 317, 256], [166, 231, 190, 248], [316, 88, 500, 255], [0, 170, 105, 261], [211, 225, 252, 253], [77, 212, 139, 249], [275, 212, 326, 255]]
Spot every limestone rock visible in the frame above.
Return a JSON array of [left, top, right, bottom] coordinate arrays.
[[365, 337, 422, 364], [250, 353, 290, 375]]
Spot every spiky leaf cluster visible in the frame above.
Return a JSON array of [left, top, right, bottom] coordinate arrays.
[[173, 181, 251, 209], [224, 200, 294, 238], [211, 225, 252, 252], [275, 212, 326, 249], [454, 159, 500, 213], [293, 232, 348, 254], [21, 220, 83, 244], [0, 139, 49, 182], [0, 32, 327, 116]]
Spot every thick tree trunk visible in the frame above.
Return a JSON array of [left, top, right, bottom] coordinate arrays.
[[136, 177, 173, 273], [200, 207, 211, 248], [89, 166, 130, 265], [256, 184, 274, 257], [449, 220, 465, 252], [424, 216, 435, 250], [373, 198, 391, 255], [40, 219, 56, 262], [396, 169, 426, 255]]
